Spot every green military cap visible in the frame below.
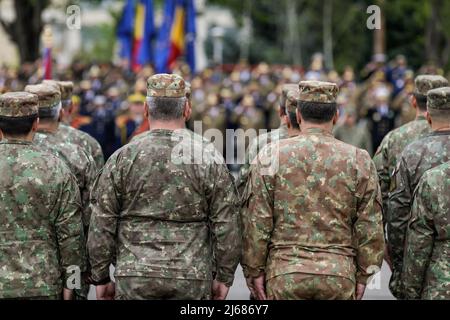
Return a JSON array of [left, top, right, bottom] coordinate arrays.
[[0, 92, 39, 118], [298, 80, 339, 103], [147, 73, 186, 98], [25, 84, 61, 110], [414, 75, 448, 97], [43, 80, 74, 107], [427, 87, 450, 110], [285, 89, 300, 113]]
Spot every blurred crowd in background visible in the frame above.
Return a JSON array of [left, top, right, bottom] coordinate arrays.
[[0, 53, 446, 164]]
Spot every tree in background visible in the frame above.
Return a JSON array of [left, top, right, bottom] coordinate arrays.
[[0, 0, 50, 63]]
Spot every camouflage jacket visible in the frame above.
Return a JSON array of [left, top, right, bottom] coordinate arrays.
[[34, 131, 97, 229], [241, 127, 384, 284], [58, 123, 105, 170], [0, 140, 85, 298], [88, 129, 241, 286], [236, 123, 290, 196], [402, 161, 450, 300], [333, 123, 373, 156], [388, 130, 450, 296], [373, 116, 430, 219]]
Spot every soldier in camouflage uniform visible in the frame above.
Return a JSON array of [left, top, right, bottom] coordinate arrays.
[[25, 84, 96, 300], [402, 161, 450, 300], [43, 80, 104, 169], [0, 92, 85, 300], [88, 74, 241, 300], [241, 81, 384, 300], [373, 75, 447, 224], [388, 86, 450, 298], [236, 84, 301, 195]]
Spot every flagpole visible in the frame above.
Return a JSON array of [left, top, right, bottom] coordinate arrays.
[[42, 25, 53, 80]]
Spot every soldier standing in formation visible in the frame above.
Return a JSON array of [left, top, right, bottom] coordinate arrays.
[[24, 83, 97, 299], [388, 86, 450, 298], [402, 159, 450, 300], [87, 74, 241, 300], [0, 92, 85, 299], [241, 81, 385, 300]]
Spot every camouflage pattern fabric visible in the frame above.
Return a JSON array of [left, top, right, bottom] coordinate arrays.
[[236, 123, 290, 195], [115, 277, 211, 300], [427, 87, 450, 110], [57, 123, 105, 169], [298, 81, 338, 103], [24, 84, 61, 110], [402, 161, 450, 300], [267, 273, 355, 300], [241, 127, 384, 286], [33, 131, 97, 229], [0, 92, 39, 117], [388, 131, 450, 297], [413, 75, 448, 96], [147, 73, 186, 98], [88, 129, 241, 296], [0, 140, 85, 299], [373, 116, 431, 223]]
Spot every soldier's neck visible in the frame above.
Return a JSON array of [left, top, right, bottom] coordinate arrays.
[[301, 122, 334, 134], [149, 120, 186, 131], [415, 110, 427, 120], [2, 132, 34, 142], [37, 121, 60, 134], [287, 127, 301, 137]]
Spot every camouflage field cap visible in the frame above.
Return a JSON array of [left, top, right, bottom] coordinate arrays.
[[298, 80, 339, 103], [427, 87, 450, 110], [285, 89, 300, 113], [0, 92, 39, 118], [147, 73, 186, 98], [43, 80, 74, 107], [282, 84, 298, 97], [414, 75, 448, 96], [25, 84, 61, 110]]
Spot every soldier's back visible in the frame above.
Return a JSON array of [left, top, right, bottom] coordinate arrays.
[[0, 140, 77, 298], [403, 161, 450, 299], [98, 129, 228, 281], [262, 127, 379, 282]]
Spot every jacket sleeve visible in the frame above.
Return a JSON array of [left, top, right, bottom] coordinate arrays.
[[387, 155, 412, 274], [81, 153, 98, 231], [87, 157, 121, 282], [241, 148, 275, 278], [207, 157, 242, 287], [402, 178, 435, 299], [55, 172, 86, 287], [373, 134, 390, 228], [354, 150, 385, 284]]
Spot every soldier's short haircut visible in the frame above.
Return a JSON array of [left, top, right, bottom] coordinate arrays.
[[428, 108, 450, 122], [38, 102, 62, 121], [414, 93, 427, 111], [146, 96, 186, 121], [298, 100, 337, 124], [288, 112, 300, 130], [0, 114, 38, 136]]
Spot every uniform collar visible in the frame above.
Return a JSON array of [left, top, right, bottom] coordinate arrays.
[[0, 139, 33, 146], [303, 127, 333, 136], [416, 115, 427, 121]]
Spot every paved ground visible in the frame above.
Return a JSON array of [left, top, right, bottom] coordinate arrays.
[[88, 262, 394, 300]]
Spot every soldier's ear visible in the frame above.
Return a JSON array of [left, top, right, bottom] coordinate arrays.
[[144, 102, 149, 120], [426, 111, 432, 125], [32, 118, 39, 132], [184, 99, 192, 121], [296, 108, 302, 126], [333, 109, 340, 125], [411, 95, 418, 110]]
